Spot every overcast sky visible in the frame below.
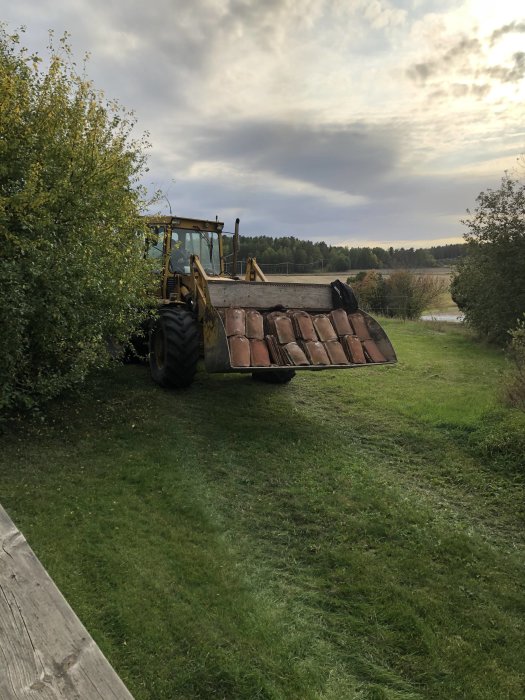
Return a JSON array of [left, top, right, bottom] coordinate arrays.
[[4, 1, 525, 247]]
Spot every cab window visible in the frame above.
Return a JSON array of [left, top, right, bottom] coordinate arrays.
[[146, 226, 165, 259]]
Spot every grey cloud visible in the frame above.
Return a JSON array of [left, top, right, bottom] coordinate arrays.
[[51, 0, 338, 121], [3, 1, 219, 117], [470, 83, 490, 98], [407, 26, 524, 101], [491, 20, 525, 44], [407, 36, 480, 84], [427, 88, 447, 101], [218, 0, 291, 47], [407, 62, 435, 83], [451, 83, 468, 97], [185, 120, 404, 195], [484, 52, 525, 83], [443, 37, 481, 63], [448, 82, 490, 100]]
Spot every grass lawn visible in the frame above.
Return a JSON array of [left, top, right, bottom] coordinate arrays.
[[1, 319, 524, 699]]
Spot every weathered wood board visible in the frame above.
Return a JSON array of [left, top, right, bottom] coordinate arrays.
[[0, 504, 134, 699]]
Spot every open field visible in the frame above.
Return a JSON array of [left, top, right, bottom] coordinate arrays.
[[266, 268, 454, 285], [1, 319, 524, 699]]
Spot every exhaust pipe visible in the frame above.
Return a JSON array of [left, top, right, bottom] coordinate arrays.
[[232, 217, 240, 277]]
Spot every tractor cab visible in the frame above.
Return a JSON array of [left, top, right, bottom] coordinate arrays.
[[145, 215, 229, 302]]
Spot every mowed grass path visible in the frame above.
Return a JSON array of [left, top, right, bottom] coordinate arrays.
[[1, 320, 524, 699]]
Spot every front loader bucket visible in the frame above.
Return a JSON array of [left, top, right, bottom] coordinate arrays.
[[202, 280, 396, 374]]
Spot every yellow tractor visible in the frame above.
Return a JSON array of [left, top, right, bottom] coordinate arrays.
[[145, 214, 396, 387]]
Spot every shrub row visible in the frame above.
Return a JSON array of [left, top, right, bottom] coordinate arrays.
[[348, 270, 448, 320]]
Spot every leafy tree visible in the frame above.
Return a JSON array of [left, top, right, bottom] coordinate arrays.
[[327, 249, 351, 272], [261, 245, 278, 264], [0, 29, 153, 414], [451, 175, 525, 343], [430, 243, 466, 262], [372, 246, 390, 267], [293, 247, 307, 266], [412, 249, 436, 267], [350, 247, 381, 269]]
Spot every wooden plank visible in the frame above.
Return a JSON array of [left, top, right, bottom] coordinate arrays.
[[0, 504, 134, 699], [208, 280, 333, 310]]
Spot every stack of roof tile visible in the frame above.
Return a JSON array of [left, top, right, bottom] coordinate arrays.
[[225, 308, 269, 367], [223, 306, 387, 368]]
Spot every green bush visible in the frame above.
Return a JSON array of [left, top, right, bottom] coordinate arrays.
[[0, 29, 153, 415], [349, 270, 447, 319], [505, 316, 525, 410], [348, 271, 387, 311], [451, 175, 525, 344]]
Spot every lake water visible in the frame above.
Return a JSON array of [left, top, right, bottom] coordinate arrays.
[[420, 313, 464, 323]]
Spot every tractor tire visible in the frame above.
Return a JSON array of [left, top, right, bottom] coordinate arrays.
[[149, 307, 200, 388], [251, 369, 296, 384]]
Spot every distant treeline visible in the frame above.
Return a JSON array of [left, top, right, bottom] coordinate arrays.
[[226, 236, 466, 272]]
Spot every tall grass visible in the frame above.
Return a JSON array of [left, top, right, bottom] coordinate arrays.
[[505, 317, 525, 410]]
